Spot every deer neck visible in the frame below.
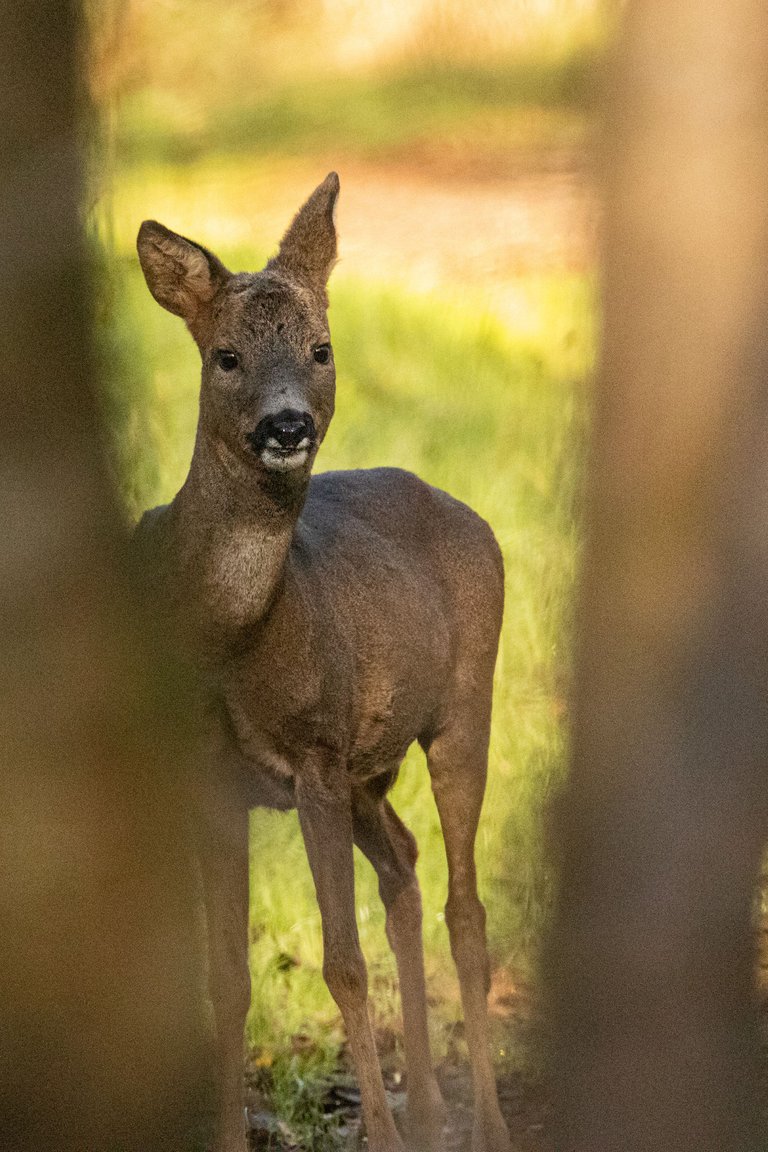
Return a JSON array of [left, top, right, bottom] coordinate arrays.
[[173, 429, 306, 644]]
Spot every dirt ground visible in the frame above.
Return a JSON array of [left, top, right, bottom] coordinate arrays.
[[320, 152, 597, 348], [332, 156, 597, 312], [245, 977, 554, 1152], [246, 1056, 553, 1152]]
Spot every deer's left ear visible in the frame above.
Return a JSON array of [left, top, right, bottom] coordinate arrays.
[[268, 172, 339, 304]]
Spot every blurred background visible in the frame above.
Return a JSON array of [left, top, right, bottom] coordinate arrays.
[[88, 0, 612, 1141]]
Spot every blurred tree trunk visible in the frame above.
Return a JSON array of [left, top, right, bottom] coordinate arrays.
[[0, 2, 212, 1148], [550, 2, 768, 1150]]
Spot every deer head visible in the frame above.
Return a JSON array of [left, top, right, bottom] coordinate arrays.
[[137, 173, 340, 482]]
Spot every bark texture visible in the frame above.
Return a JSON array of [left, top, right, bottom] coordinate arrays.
[[551, 3, 768, 1150], [0, 2, 212, 1148]]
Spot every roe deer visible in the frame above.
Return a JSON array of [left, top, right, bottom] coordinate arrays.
[[135, 174, 510, 1152]]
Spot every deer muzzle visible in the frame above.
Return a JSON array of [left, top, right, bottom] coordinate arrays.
[[247, 409, 316, 472]]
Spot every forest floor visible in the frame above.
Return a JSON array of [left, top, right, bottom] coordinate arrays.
[[306, 151, 596, 318], [246, 1057, 554, 1152], [243, 969, 555, 1151]]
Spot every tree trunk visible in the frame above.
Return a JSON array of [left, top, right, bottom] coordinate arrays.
[[550, 2, 768, 1150], [0, 2, 213, 1147]]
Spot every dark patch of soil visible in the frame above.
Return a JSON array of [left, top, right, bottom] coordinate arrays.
[[438, 1063, 552, 1152], [246, 1058, 552, 1152]]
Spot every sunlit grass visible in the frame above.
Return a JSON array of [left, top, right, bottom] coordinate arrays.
[[105, 242, 593, 1072], [115, 55, 594, 170], [93, 0, 601, 1135]]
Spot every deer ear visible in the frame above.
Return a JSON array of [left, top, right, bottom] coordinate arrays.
[[137, 221, 230, 325], [268, 172, 339, 303]]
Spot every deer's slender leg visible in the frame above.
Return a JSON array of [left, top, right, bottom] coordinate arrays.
[[352, 789, 447, 1152], [296, 770, 405, 1152], [198, 765, 251, 1152], [427, 723, 510, 1152]]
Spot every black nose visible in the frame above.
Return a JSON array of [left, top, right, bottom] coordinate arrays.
[[250, 410, 316, 453], [270, 414, 311, 449]]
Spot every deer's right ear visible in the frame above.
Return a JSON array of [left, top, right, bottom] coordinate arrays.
[[137, 221, 230, 326]]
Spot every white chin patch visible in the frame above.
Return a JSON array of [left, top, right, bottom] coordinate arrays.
[[260, 447, 310, 473]]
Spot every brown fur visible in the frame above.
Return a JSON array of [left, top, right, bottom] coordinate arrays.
[[136, 174, 510, 1152]]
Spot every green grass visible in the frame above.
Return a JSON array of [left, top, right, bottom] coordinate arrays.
[[93, 0, 599, 1135], [115, 55, 595, 170], [104, 244, 593, 1079]]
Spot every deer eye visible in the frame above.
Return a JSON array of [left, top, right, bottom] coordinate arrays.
[[313, 343, 331, 365], [215, 349, 238, 371]]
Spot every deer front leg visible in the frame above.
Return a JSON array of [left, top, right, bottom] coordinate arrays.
[[296, 768, 405, 1152], [199, 777, 251, 1152]]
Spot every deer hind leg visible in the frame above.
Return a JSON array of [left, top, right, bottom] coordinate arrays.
[[426, 719, 510, 1152], [296, 769, 405, 1152], [352, 788, 447, 1152]]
